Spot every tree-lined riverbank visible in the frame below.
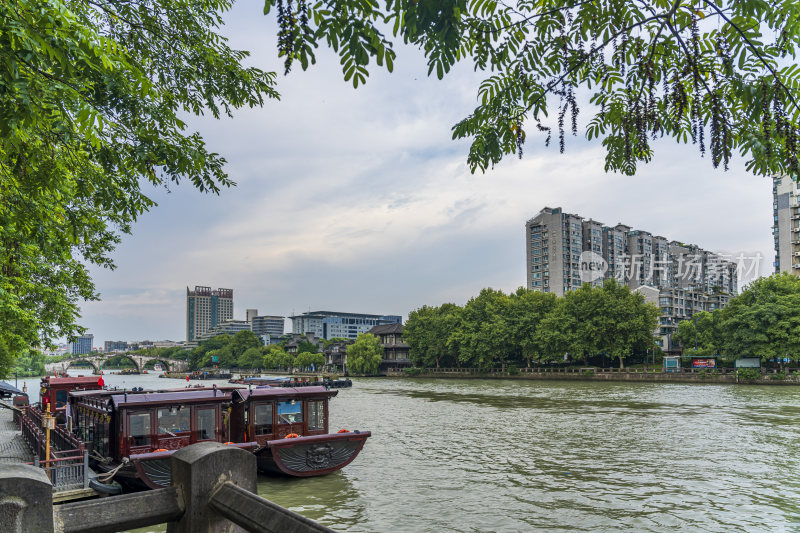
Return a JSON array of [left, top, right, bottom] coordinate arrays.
[[388, 366, 800, 385]]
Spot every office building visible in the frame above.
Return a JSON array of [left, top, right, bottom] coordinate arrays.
[[186, 286, 233, 342], [773, 175, 800, 275], [70, 334, 94, 355], [250, 314, 285, 337], [194, 319, 251, 344], [289, 311, 402, 340], [103, 341, 128, 353]]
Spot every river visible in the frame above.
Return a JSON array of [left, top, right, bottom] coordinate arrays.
[[18, 371, 800, 531]]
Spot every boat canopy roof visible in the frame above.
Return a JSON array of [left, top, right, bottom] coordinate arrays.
[[0, 381, 26, 397], [111, 389, 232, 408], [233, 386, 337, 402], [42, 376, 102, 387]]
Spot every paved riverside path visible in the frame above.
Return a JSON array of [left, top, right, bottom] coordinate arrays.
[[0, 404, 33, 464]]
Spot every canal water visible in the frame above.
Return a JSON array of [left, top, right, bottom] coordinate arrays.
[[19, 371, 800, 531]]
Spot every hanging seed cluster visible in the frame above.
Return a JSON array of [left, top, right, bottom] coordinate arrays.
[[276, 0, 309, 74], [504, 0, 800, 175]]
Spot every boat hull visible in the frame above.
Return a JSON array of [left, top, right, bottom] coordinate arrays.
[[109, 442, 259, 490], [256, 432, 370, 477]]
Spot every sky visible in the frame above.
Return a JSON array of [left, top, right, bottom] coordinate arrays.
[[77, 4, 774, 345]]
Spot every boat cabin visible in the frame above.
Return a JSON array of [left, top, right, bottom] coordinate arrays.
[[230, 386, 338, 447], [70, 389, 234, 460], [40, 376, 103, 417]]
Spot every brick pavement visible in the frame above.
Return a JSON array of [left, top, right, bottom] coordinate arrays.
[[0, 404, 34, 464]]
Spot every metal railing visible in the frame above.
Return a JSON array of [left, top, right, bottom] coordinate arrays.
[[34, 451, 90, 491]]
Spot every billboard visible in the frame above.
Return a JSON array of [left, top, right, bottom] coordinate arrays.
[[692, 358, 716, 368]]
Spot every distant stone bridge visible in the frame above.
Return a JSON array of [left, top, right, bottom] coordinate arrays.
[[45, 353, 189, 375]]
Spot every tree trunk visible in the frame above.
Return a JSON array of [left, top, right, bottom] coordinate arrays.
[[619, 356, 624, 369]]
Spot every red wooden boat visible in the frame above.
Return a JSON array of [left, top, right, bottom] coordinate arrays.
[[69, 387, 255, 490], [39, 376, 103, 423], [230, 386, 370, 476]]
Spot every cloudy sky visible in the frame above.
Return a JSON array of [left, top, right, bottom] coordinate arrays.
[[78, 4, 774, 345]]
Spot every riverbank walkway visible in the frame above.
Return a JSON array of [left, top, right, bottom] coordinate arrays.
[[0, 403, 33, 464]]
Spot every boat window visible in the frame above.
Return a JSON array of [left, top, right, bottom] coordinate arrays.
[[196, 408, 216, 440], [308, 400, 325, 431], [253, 403, 273, 435], [277, 400, 303, 425], [55, 389, 68, 408], [158, 407, 190, 435], [129, 412, 152, 446]]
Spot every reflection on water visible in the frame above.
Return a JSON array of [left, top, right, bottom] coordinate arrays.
[[44, 371, 800, 532]]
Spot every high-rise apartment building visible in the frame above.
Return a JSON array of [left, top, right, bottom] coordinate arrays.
[[526, 207, 738, 354], [526, 207, 737, 296], [773, 175, 800, 275], [526, 207, 586, 294], [186, 286, 233, 342]]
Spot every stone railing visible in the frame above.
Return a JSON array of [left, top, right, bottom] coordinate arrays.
[[0, 441, 335, 533]]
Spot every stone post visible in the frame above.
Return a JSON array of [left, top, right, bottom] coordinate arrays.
[[0, 464, 54, 533], [167, 441, 256, 533]]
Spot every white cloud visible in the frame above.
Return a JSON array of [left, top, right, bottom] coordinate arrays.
[[77, 4, 775, 343]]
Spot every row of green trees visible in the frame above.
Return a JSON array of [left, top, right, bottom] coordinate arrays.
[[674, 274, 800, 366], [125, 330, 385, 374], [405, 280, 660, 369], [9, 350, 47, 378]]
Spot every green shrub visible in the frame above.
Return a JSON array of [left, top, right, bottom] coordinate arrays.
[[581, 369, 595, 376], [507, 366, 520, 376], [770, 371, 787, 381], [698, 369, 710, 379], [736, 368, 761, 383], [402, 367, 423, 376]]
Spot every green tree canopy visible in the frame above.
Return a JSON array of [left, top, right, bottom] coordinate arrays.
[[296, 339, 320, 354], [720, 273, 800, 362], [294, 351, 326, 370], [450, 288, 511, 369], [229, 330, 263, 359], [267, 0, 800, 177], [238, 347, 265, 369], [595, 280, 660, 368], [347, 333, 383, 375], [506, 288, 558, 367], [0, 0, 277, 376], [405, 303, 462, 368]]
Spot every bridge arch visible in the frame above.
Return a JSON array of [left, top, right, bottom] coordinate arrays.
[[140, 358, 173, 372], [64, 358, 100, 375], [100, 354, 141, 373]]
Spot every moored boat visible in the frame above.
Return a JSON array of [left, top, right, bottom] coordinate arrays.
[[230, 386, 369, 476], [70, 387, 256, 490]]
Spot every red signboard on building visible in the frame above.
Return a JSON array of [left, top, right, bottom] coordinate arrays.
[[692, 358, 716, 368]]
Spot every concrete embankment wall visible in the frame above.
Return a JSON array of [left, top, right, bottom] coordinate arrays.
[[385, 369, 800, 386]]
